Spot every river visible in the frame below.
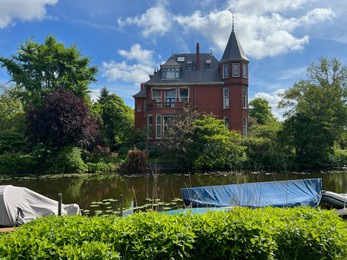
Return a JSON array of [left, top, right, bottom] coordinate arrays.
[[1, 170, 346, 216]]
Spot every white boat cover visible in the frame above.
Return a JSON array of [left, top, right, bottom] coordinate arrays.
[[0, 185, 80, 227]]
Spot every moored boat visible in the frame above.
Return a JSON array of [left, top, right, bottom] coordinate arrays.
[[321, 190, 347, 209], [181, 178, 322, 208]]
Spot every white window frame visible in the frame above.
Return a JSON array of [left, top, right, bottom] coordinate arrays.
[[243, 63, 248, 78], [136, 104, 141, 112], [147, 115, 153, 138], [152, 89, 162, 103], [156, 115, 162, 139], [178, 88, 189, 102], [243, 117, 248, 137], [232, 63, 240, 77], [223, 88, 229, 109], [223, 64, 229, 79], [242, 88, 247, 109], [163, 115, 174, 138], [205, 59, 212, 70]]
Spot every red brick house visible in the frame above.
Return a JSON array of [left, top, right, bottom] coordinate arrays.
[[134, 27, 249, 141]]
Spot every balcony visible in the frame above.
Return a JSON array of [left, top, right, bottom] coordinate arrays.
[[146, 101, 192, 110]]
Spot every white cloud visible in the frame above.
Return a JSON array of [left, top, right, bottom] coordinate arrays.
[[119, 1, 336, 59], [101, 44, 155, 85], [118, 44, 153, 64], [117, 3, 171, 38], [252, 90, 287, 121], [0, 0, 58, 29]]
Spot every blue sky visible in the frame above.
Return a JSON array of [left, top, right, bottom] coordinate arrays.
[[1, 0, 347, 119]]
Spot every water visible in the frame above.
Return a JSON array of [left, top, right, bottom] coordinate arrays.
[[1, 170, 347, 215]]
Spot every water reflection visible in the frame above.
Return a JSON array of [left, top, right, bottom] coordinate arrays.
[[1, 171, 346, 214]]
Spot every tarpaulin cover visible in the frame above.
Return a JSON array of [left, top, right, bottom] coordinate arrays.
[[181, 178, 322, 208], [0, 185, 80, 227]]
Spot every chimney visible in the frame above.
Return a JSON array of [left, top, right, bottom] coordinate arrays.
[[196, 43, 200, 71]]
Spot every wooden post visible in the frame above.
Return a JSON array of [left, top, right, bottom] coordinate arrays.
[[120, 194, 123, 217], [58, 193, 62, 216]]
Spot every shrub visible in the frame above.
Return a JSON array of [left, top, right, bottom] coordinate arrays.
[[0, 207, 346, 259], [119, 148, 148, 174], [86, 162, 117, 174], [0, 153, 36, 174]]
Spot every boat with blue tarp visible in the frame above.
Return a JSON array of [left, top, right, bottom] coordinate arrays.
[[180, 178, 322, 208]]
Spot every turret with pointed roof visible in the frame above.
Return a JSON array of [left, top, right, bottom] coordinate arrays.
[[221, 27, 248, 63]]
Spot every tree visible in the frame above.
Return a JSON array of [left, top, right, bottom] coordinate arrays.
[[279, 57, 347, 168], [163, 108, 201, 168], [280, 113, 334, 168], [192, 115, 246, 170], [0, 35, 98, 109], [95, 91, 134, 150], [26, 88, 99, 148], [0, 86, 25, 132], [249, 98, 275, 125]]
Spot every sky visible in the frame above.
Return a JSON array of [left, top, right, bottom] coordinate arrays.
[[1, 0, 347, 120]]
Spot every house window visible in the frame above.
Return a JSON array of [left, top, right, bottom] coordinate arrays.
[[205, 59, 212, 70], [136, 104, 141, 112], [223, 88, 229, 109], [186, 61, 192, 70], [179, 88, 189, 102], [165, 89, 176, 107], [152, 89, 162, 103], [232, 63, 240, 77], [163, 115, 174, 138], [164, 68, 180, 79], [243, 117, 248, 137], [223, 64, 229, 78], [224, 117, 230, 128], [242, 88, 247, 109], [148, 115, 153, 138], [156, 115, 162, 139], [243, 63, 248, 78]]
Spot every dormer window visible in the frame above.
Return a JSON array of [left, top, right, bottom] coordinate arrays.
[[162, 68, 180, 79], [186, 61, 192, 70], [205, 59, 212, 70]]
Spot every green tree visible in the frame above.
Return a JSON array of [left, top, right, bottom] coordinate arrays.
[[249, 98, 275, 124], [0, 35, 98, 109], [192, 115, 246, 170], [95, 91, 134, 151], [279, 57, 347, 168], [0, 86, 25, 132]]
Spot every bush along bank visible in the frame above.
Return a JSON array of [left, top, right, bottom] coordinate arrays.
[[0, 207, 346, 259]]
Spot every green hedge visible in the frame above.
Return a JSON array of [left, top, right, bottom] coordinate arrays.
[[0, 207, 346, 259]]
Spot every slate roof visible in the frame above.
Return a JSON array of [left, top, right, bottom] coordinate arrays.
[[143, 53, 222, 86], [221, 29, 249, 63]]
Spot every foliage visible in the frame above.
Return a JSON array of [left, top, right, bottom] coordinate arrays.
[[119, 148, 148, 174], [279, 57, 347, 169], [1, 208, 346, 259], [86, 162, 117, 174], [162, 108, 201, 169], [93, 90, 134, 151], [249, 97, 276, 124], [84, 145, 119, 163], [31, 145, 87, 174], [191, 115, 247, 170], [0, 86, 25, 132], [0, 35, 97, 109], [0, 130, 27, 154], [245, 122, 295, 171], [280, 113, 335, 169], [26, 88, 99, 148], [0, 153, 35, 174]]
